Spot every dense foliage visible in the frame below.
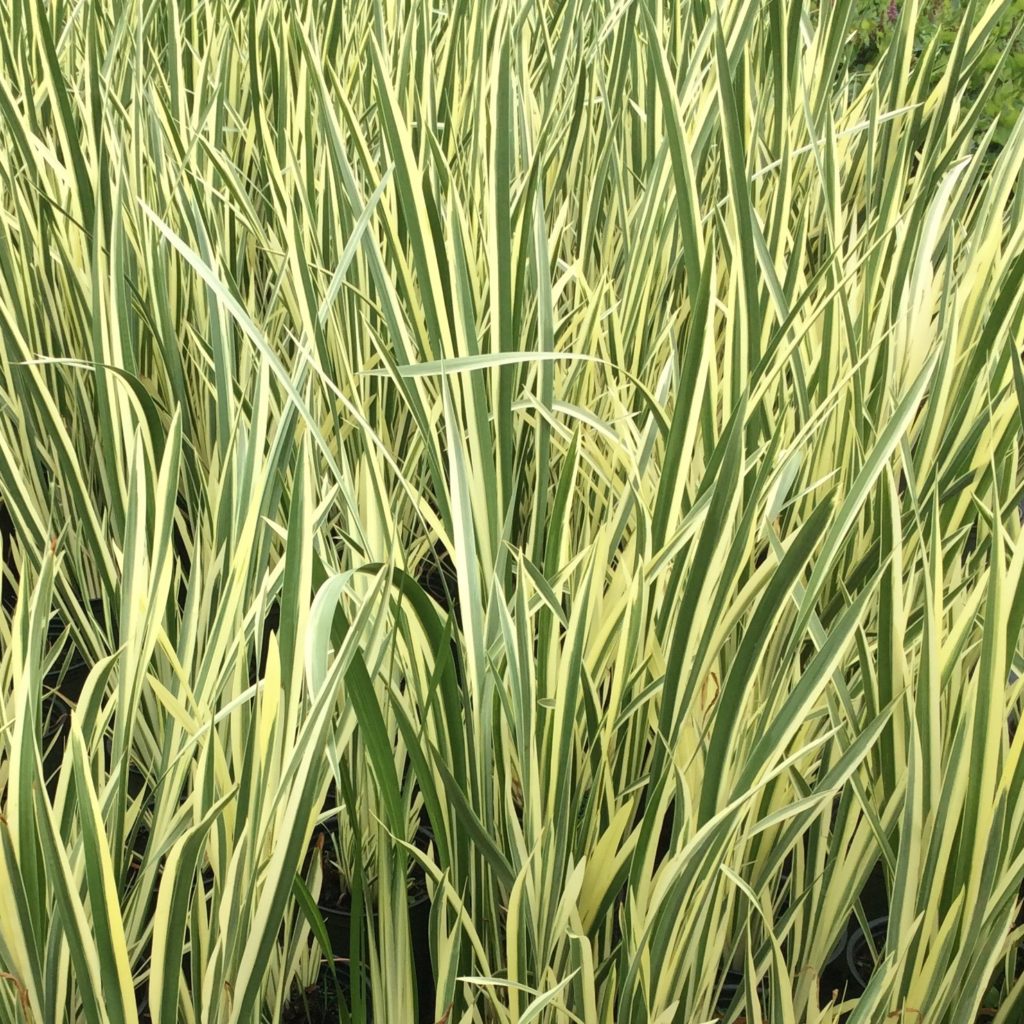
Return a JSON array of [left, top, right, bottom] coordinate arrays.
[[848, 0, 1024, 143], [1, 1, 1023, 1023]]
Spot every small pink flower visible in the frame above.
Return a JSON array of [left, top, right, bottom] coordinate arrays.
[[886, 1, 898, 21]]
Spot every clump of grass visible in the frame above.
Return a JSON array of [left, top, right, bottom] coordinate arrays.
[[0, 1, 1023, 1023]]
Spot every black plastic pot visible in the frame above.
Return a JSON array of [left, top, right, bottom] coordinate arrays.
[[843, 915, 889, 991], [313, 822, 437, 1023], [817, 863, 890, 1001], [313, 894, 434, 1022], [715, 926, 848, 1013]]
